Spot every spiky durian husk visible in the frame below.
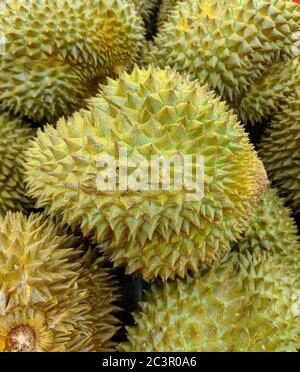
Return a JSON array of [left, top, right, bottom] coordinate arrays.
[[157, 0, 179, 27], [259, 95, 300, 214], [122, 250, 300, 352], [0, 0, 145, 122], [236, 56, 300, 124], [0, 58, 103, 124], [79, 251, 121, 352], [25, 65, 267, 281], [0, 114, 34, 215], [236, 187, 300, 268], [132, 0, 160, 23], [131, 0, 160, 38], [0, 212, 120, 352], [146, 0, 300, 101]]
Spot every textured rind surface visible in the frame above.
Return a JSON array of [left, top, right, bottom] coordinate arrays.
[[121, 250, 300, 352], [259, 95, 300, 214], [132, 0, 160, 23], [0, 0, 145, 122], [25, 66, 267, 281], [0, 212, 120, 352], [77, 250, 121, 352], [237, 56, 300, 124], [0, 113, 34, 215], [146, 0, 300, 101], [157, 0, 179, 27], [237, 187, 300, 267]]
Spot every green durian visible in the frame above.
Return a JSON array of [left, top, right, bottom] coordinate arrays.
[[146, 0, 300, 101], [237, 56, 300, 124], [259, 94, 300, 214], [25, 65, 268, 281], [122, 250, 300, 352], [0, 0, 145, 122], [0, 113, 34, 215], [237, 187, 300, 268], [0, 212, 120, 352]]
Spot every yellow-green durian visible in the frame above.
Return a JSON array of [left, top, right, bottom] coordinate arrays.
[[0, 113, 34, 215], [237, 56, 300, 124], [237, 187, 300, 268], [146, 0, 300, 101], [25, 66, 267, 281], [122, 250, 300, 352], [0, 0, 145, 122], [259, 94, 300, 214], [0, 212, 120, 352]]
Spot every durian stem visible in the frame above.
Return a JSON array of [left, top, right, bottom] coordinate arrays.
[[5, 325, 36, 352]]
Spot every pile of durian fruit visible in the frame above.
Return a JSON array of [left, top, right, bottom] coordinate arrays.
[[0, 0, 300, 352]]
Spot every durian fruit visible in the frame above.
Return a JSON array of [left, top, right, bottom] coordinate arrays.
[[157, 0, 179, 27], [146, 0, 300, 101], [25, 65, 268, 281], [0, 0, 145, 122], [122, 250, 300, 352], [237, 187, 300, 268], [131, 0, 160, 38], [236, 56, 300, 124], [132, 0, 160, 25], [0, 113, 34, 215], [76, 249, 121, 352], [0, 212, 120, 352], [259, 94, 300, 214]]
